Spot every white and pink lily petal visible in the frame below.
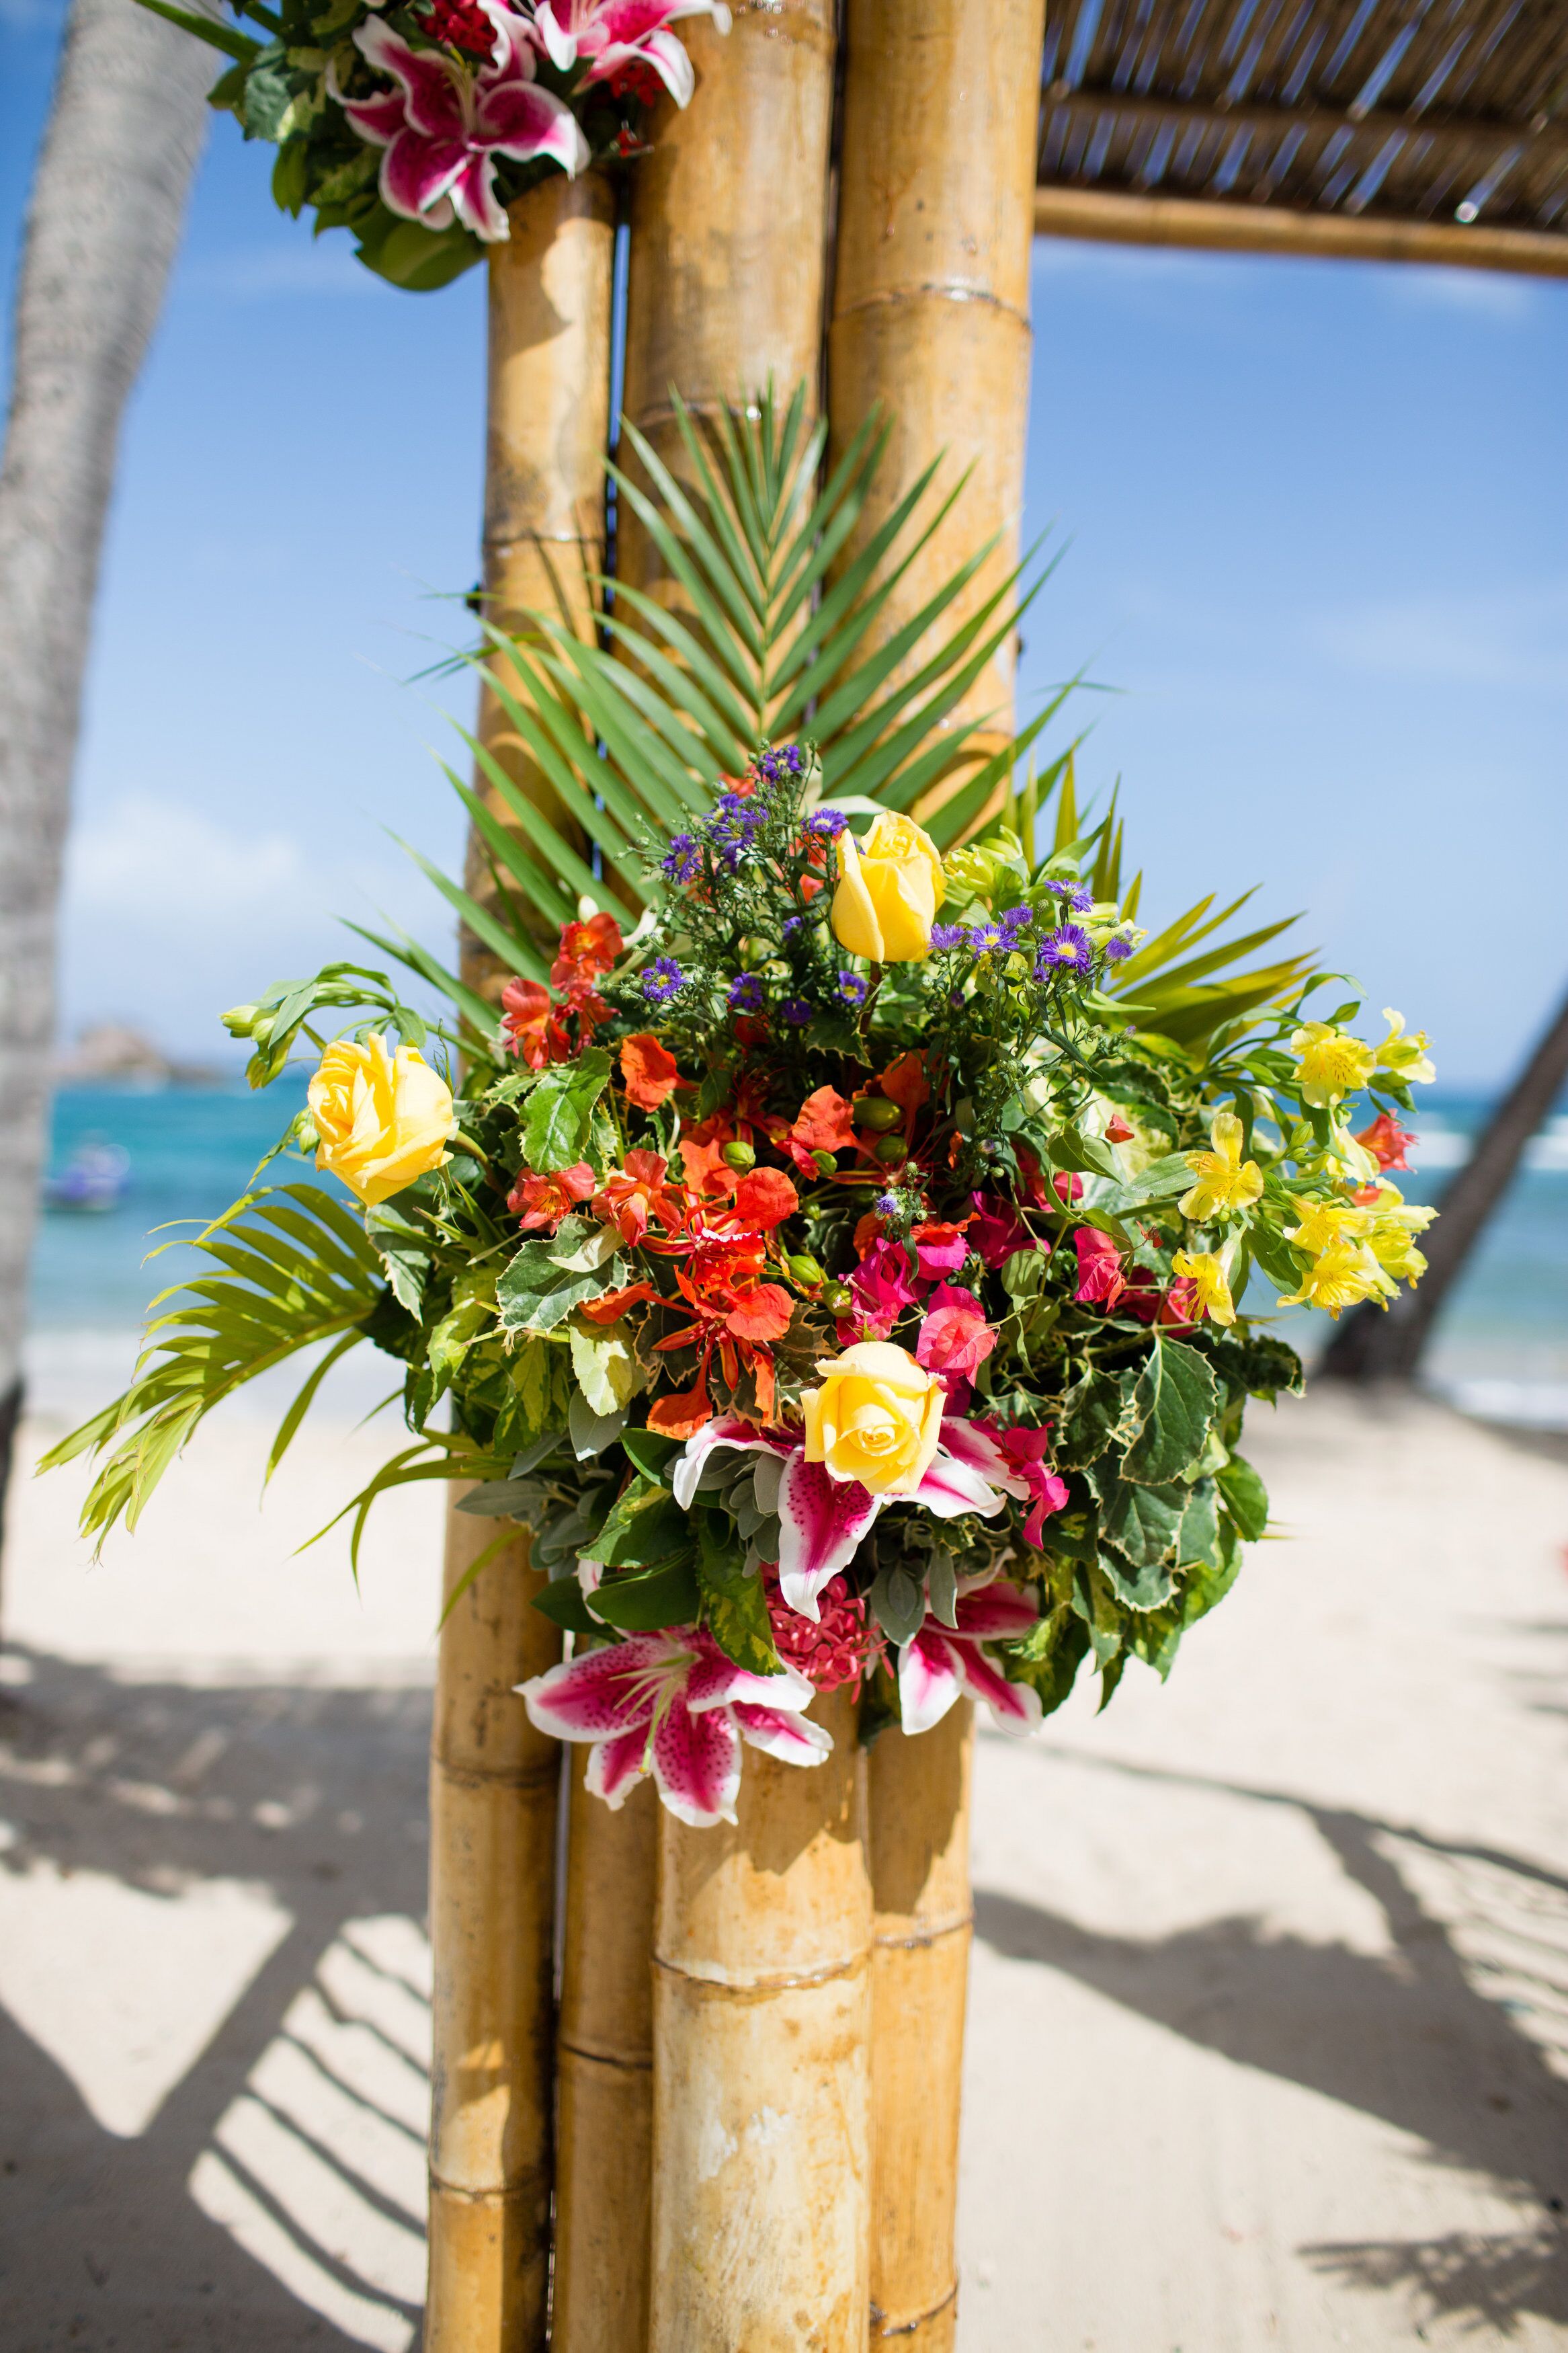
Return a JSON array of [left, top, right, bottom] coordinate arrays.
[[897, 1572, 1043, 1741], [532, 0, 731, 105], [518, 1627, 825, 1829], [671, 1414, 792, 1511], [772, 1432, 1007, 1624], [345, 8, 587, 241], [936, 1413, 1036, 1501]]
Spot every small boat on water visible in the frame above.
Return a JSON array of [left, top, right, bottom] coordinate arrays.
[[44, 1140, 130, 1213]]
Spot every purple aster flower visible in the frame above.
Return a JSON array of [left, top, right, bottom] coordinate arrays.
[[874, 1191, 901, 1215], [782, 914, 806, 936], [641, 957, 685, 1004], [998, 905, 1033, 937], [781, 996, 813, 1027], [804, 808, 847, 840], [755, 744, 804, 785], [1036, 925, 1094, 978], [837, 971, 868, 1005], [1044, 880, 1092, 912], [728, 972, 766, 1012], [1104, 935, 1133, 965], [930, 922, 968, 952], [661, 833, 700, 883], [969, 922, 1003, 954]]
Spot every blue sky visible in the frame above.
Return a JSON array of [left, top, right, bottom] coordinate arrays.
[[4, 4, 1565, 1083]]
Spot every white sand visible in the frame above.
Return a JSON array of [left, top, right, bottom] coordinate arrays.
[[3, 1378, 1567, 2348]]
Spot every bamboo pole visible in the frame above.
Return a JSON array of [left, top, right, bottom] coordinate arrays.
[[650, 1687, 872, 2353], [465, 171, 616, 994], [550, 22, 844, 2349], [427, 1498, 565, 2347], [828, 0, 1046, 803], [827, 6, 1045, 2344], [552, 1760, 659, 2352], [426, 170, 614, 2353], [620, 1, 837, 594]]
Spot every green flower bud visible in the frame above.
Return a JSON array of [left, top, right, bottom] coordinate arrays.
[[721, 1140, 756, 1172], [811, 1149, 837, 1178], [873, 1133, 907, 1166], [854, 1096, 903, 1133], [786, 1253, 825, 1287], [823, 1282, 854, 1314]]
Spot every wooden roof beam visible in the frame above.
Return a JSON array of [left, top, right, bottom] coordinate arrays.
[[1038, 85, 1568, 171], [1032, 184, 1568, 276]]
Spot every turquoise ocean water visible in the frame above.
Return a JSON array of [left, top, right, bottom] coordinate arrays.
[[27, 1082, 1568, 1429]]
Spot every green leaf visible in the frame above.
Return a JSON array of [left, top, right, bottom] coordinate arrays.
[[133, 0, 261, 61], [696, 1511, 780, 1673], [569, 1320, 644, 1417], [1098, 1478, 1186, 1571], [593, 1480, 691, 1570], [1048, 1125, 1122, 1182], [496, 1239, 622, 1336], [1094, 1153, 1195, 1218], [622, 1427, 680, 1483], [1216, 1454, 1270, 1543], [532, 1581, 603, 1634], [1098, 1540, 1178, 1613], [1121, 1337, 1217, 1486], [591, 1558, 702, 1630], [523, 1048, 612, 1174], [1178, 1476, 1221, 1568]]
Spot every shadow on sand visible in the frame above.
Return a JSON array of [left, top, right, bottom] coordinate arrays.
[[0, 1649, 434, 2352], [975, 1749, 1568, 2341]]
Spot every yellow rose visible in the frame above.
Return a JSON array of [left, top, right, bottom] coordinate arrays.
[[801, 1341, 944, 1497], [830, 812, 946, 963], [308, 1031, 454, 1207]]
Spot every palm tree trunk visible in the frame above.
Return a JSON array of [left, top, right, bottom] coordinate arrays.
[[827, 6, 1046, 2343], [427, 172, 614, 2353], [0, 0, 210, 1588], [1319, 984, 1568, 1385]]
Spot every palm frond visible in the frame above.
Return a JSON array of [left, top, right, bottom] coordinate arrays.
[[39, 1185, 386, 1548]]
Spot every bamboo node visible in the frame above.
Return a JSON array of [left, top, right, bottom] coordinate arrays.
[[871, 2278, 958, 2337], [651, 1946, 868, 1995], [872, 1910, 973, 1952]]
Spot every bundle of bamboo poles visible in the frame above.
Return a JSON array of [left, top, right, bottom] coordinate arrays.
[[423, 3, 1048, 2342]]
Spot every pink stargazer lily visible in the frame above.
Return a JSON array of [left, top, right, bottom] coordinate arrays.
[[671, 1411, 1010, 1626], [342, 5, 588, 242], [938, 1416, 1069, 1545], [519, 1626, 828, 1827], [899, 1573, 1043, 1738], [532, 0, 731, 108]]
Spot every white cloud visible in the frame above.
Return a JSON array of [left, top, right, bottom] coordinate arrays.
[[1309, 580, 1568, 692], [181, 242, 393, 304], [66, 794, 308, 922], [1382, 265, 1538, 323]]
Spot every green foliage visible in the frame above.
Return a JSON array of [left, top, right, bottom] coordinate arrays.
[[38, 1185, 384, 1548]]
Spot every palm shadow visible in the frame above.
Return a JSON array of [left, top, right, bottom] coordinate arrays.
[[973, 1749, 1568, 2339], [0, 1650, 435, 2352]]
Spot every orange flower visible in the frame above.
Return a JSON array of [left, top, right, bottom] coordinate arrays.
[[595, 1150, 682, 1245], [550, 911, 622, 988], [620, 1032, 682, 1111], [733, 1166, 798, 1230], [507, 1160, 595, 1231]]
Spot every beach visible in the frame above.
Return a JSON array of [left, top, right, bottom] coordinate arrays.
[[3, 1363, 1567, 2349]]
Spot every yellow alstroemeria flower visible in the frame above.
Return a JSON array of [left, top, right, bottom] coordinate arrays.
[[308, 1031, 455, 1207], [1278, 1237, 1395, 1318], [1171, 1248, 1236, 1326], [1290, 1021, 1377, 1107], [1374, 1008, 1436, 1086], [1179, 1111, 1264, 1221], [1366, 1196, 1436, 1284], [1283, 1195, 1372, 1256], [830, 811, 946, 963]]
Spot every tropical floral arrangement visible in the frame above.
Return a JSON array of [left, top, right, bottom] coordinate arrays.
[[45, 393, 1436, 1829], [142, 0, 729, 288]]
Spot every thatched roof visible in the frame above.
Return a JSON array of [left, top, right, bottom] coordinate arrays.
[[1035, 1, 1568, 276]]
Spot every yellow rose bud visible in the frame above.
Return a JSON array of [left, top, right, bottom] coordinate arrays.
[[307, 1031, 454, 1207], [830, 812, 946, 963], [800, 1340, 945, 1498]]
